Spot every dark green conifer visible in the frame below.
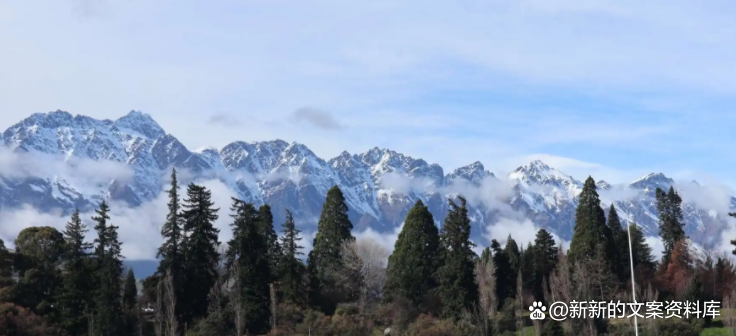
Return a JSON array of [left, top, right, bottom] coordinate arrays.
[[657, 186, 686, 266], [384, 200, 440, 308], [532, 229, 558, 301], [122, 268, 138, 334], [607, 204, 629, 281], [91, 201, 125, 336], [307, 185, 354, 314], [568, 176, 616, 265], [58, 209, 94, 335], [628, 223, 655, 270], [181, 183, 221, 324], [436, 196, 478, 319], [227, 198, 271, 334], [491, 239, 512, 308], [277, 209, 306, 305], [257, 204, 281, 282]]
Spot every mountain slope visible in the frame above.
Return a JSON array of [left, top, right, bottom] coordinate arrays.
[[1, 110, 733, 250]]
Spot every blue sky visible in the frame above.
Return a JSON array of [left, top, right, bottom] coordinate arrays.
[[2, 0, 736, 187]]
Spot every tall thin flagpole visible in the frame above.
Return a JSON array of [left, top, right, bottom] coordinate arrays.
[[626, 219, 639, 336]]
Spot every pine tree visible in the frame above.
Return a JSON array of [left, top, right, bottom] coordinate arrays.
[[257, 204, 281, 282], [307, 185, 355, 314], [277, 209, 305, 305], [227, 198, 271, 334], [91, 201, 125, 336], [58, 209, 94, 335], [491, 239, 513, 308], [384, 200, 440, 308], [628, 224, 654, 268], [532, 229, 558, 301], [123, 269, 138, 311], [730, 213, 736, 255], [180, 183, 221, 325], [0, 238, 12, 290], [607, 204, 629, 281], [155, 168, 185, 326], [657, 186, 686, 266], [436, 196, 478, 319], [505, 235, 521, 278], [568, 176, 616, 266], [122, 269, 139, 334]]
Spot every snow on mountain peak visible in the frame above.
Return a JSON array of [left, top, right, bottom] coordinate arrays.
[[629, 172, 674, 191], [446, 161, 492, 186], [596, 180, 612, 190], [113, 110, 165, 140]]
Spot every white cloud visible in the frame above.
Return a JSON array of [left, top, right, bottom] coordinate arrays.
[[0, 147, 133, 184], [483, 217, 567, 250], [0, 177, 238, 260], [645, 235, 665, 262]]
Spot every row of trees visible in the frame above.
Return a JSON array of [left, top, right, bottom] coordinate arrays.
[[2, 170, 736, 335]]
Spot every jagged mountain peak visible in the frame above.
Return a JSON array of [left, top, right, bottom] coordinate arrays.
[[113, 110, 165, 139], [629, 172, 674, 191], [446, 161, 493, 185], [596, 180, 612, 190]]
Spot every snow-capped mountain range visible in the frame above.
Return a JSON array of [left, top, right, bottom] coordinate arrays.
[[1, 110, 734, 251]]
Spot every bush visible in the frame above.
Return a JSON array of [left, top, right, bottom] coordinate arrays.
[[0, 303, 65, 336], [399, 314, 461, 336], [335, 302, 360, 316]]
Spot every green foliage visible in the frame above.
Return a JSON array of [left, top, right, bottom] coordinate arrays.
[[531, 229, 557, 301], [257, 204, 281, 282], [180, 183, 221, 324], [227, 198, 272, 334], [307, 185, 355, 314], [436, 196, 478, 320], [568, 176, 616, 267], [11, 226, 65, 320], [657, 186, 686, 266], [540, 319, 565, 336], [607, 204, 629, 282], [58, 209, 94, 335], [278, 209, 306, 305], [384, 200, 440, 309], [91, 200, 125, 336], [491, 239, 513, 309], [122, 268, 138, 334]]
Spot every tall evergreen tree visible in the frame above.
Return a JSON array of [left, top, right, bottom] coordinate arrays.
[[657, 186, 686, 266], [156, 168, 184, 276], [180, 183, 221, 325], [505, 235, 520, 278], [532, 229, 558, 301], [568, 176, 616, 266], [384, 200, 440, 308], [155, 168, 185, 326], [122, 269, 138, 334], [91, 201, 125, 336], [436, 196, 478, 319], [607, 204, 629, 281], [257, 204, 281, 282], [628, 224, 655, 270], [491, 239, 513, 309], [277, 209, 305, 305], [227, 198, 271, 334], [307, 185, 355, 314], [58, 209, 94, 336]]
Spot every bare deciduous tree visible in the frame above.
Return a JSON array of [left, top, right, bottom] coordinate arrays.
[[723, 289, 736, 336], [231, 261, 245, 336], [547, 244, 573, 333], [474, 257, 496, 335], [154, 281, 164, 336], [338, 238, 390, 312], [164, 270, 178, 336]]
